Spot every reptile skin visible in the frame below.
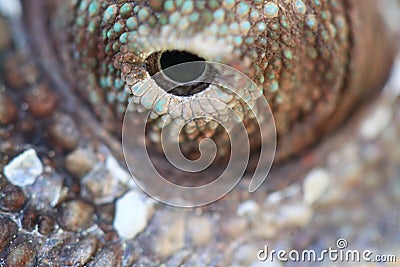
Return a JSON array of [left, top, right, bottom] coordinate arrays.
[[23, 0, 397, 164]]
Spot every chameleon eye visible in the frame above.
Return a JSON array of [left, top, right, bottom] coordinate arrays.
[[24, 0, 399, 174], [145, 50, 209, 96]]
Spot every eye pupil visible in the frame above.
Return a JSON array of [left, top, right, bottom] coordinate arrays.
[[145, 50, 209, 96], [160, 50, 205, 83]]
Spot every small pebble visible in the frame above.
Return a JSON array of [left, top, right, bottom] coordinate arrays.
[[65, 148, 97, 178], [386, 55, 400, 96], [38, 213, 56, 235], [121, 241, 142, 266], [60, 237, 98, 266], [234, 243, 259, 265], [237, 200, 260, 216], [36, 235, 71, 265], [82, 164, 126, 205], [105, 155, 134, 186], [26, 172, 63, 209], [0, 16, 11, 49], [0, 0, 22, 17], [187, 216, 213, 246], [154, 210, 185, 258], [0, 215, 18, 251], [359, 105, 392, 140], [87, 243, 123, 267], [48, 113, 79, 150], [5, 236, 37, 266], [4, 53, 29, 89], [21, 205, 38, 231], [113, 190, 152, 239], [252, 213, 278, 238], [4, 149, 43, 187], [25, 83, 58, 117], [265, 184, 301, 204], [276, 203, 313, 228], [57, 199, 95, 231], [303, 168, 331, 205], [220, 217, 248, 238], [0, 183, 26, 212], [0, 91, 17, 125]]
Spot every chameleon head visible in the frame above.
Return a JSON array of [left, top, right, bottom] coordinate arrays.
[[45, 0, 398, 164]]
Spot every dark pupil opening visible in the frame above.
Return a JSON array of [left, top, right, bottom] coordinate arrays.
[[160, 50, 205, 83], [145, 50, 209, 97]]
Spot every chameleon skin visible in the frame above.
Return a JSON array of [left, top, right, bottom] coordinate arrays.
[[23, 0, 397, 162]]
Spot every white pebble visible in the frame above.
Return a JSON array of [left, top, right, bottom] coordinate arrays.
[[0, 0, 22, 18], [237, 200, 260, 217], [276, 203, 313, 228], [113, 191, 152, 239], [359, 105, 392, 140], [4, 149, 43, 187], [105, 155, 136, 188], [265, 184, 301, 204], [303, 168, 331, 205], [385, 54, 400, 96]]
